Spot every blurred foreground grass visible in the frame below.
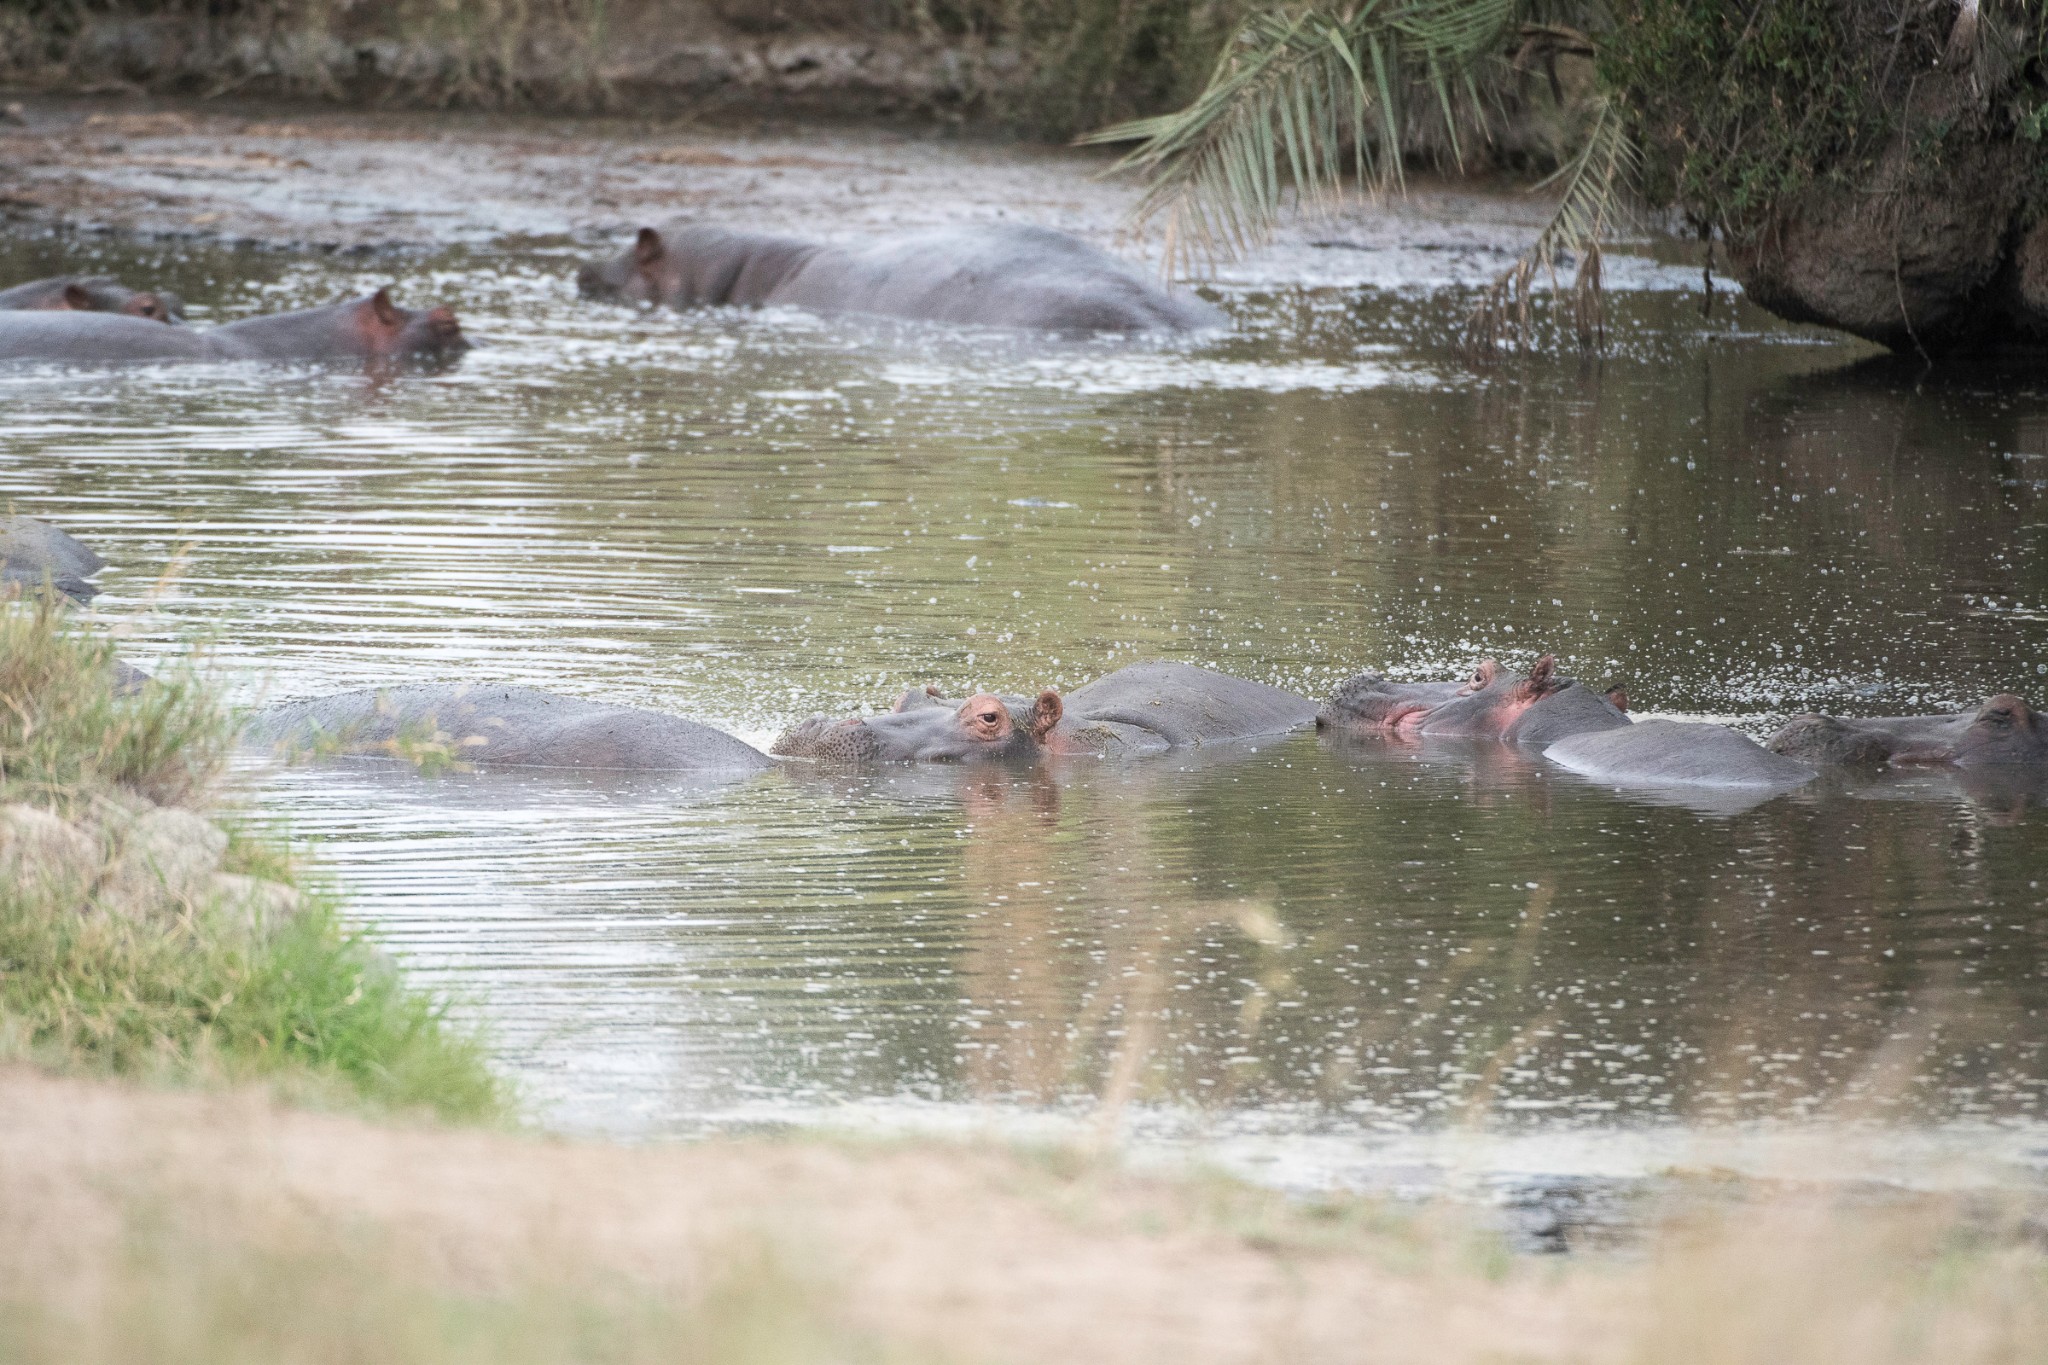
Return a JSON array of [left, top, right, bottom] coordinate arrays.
[[0, 596, 499, 1119], [0, 1065, 2042, 1365]]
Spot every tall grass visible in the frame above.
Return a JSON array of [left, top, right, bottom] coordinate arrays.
[[0, 597, 501, 1120]]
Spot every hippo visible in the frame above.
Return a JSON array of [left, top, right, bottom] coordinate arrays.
[[1545, 719, 1819, 790], [576, 222, 1223, 333], [1, 514, 106, 604], [877, 661, 1318, 760], [773, 689, 1065, 763], [1315, 669, 1479, 732], [247, 685, 772, 773], [0, 289, 468, 367], [1414, 656, 1572, 737], [1764, 697, 2048, 769], [1501, 682, 1632, 745], [0, 274, 184, 322]]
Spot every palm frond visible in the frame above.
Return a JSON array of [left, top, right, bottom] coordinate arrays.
[[1080, 0, 1519, 275], [1462, 95, 1640, 354]]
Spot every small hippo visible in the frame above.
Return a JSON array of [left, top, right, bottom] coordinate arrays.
[[773, 689, 1065, 763], [1, 514, 106, 604], [0, 274, 185, 322], [577, 221, 1223, 333], [0, 289, 468, 367], [247, 685, 772, 773], [1501, 681, 1632, 746], [1545, 719, 1819, 790]]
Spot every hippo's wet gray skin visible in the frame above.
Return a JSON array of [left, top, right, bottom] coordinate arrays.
[[890, 661, 1317, 758], [247, 685, 772, 773], [1545, 720, 1820, 790], [0, 274, 185, 322], [1766, 698, 2048, 769], [774, 688, 1064, 763], [577, 222, 1223, 333], [1, 515, 106, 604], [0, 289, 467, 367], [1315, 670, 1477, 733], [1415, 656, 1571, 737], [1501, 682, 1633, 746]]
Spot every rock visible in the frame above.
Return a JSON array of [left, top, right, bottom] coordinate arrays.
[[204, 873, 304, 934], [0, 803, 101, 901], [96, 807, 228, 919]]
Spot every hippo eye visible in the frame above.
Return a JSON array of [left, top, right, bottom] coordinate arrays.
[[979, 710, 1001, 725]]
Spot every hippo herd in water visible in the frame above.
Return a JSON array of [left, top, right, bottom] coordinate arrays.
[[3, 221, 2038, 808], [5, 513, 2041, 805], [0, 220, 1217, 367]]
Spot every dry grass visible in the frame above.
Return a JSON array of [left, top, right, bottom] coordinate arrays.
[[0, 1067, 2042, 1365]]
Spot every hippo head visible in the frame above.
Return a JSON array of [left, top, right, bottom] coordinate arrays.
[[52, 279, 182, 323], [577, 224, 812, 309], [577, 230, 660, 305], [1767, 713, 1895, 767], [772, 689, 1064, 764], [357, 289, 469, 363], [1316, 663, 1488, 733], [1898, 694, 2048, 767], [1416, 655, 1569, 736]]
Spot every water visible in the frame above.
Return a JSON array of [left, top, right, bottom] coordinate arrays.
[[5, 226, 2048, 1200]]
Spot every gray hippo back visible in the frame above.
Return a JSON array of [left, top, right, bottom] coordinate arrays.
[[247, 684, 772, 773], [580, 221, 1222, 334], [1053, 660, 1315, 755], [1, 514, 106, 603], [1545, 719, 1819, 790]]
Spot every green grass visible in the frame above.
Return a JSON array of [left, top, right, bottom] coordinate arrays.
[[0, 596, 502, 1121]]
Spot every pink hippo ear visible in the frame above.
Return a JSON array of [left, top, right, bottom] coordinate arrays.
[[1029, 689, 1063, 741], [634, 227, 667, 269], [60, 283, 92, 310], [1604, 685, 1630, 713], [1522, 654, 1563, 699]]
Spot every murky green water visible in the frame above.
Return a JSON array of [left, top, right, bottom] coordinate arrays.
[[5, 229, 2047, 1194]]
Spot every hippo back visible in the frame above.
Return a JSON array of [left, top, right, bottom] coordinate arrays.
[[1545, 719, 1818, 789], [1059, 660, 1317, 750], [1502, 683, 1632, 746], [247, 684, 772, 773], [0, 312, 214, 364], [777, 225, 1222, 333]]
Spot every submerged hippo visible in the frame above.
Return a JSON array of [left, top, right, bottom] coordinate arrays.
[[1545, 720, 1819, 791], [0, 274, 184, 322], [247, 685, 772, 773], [1319, 656, 1628, 746], [0, 289, 467, 367], [1, 514, 106, 604], [774, 689, 1066, 763], [577, 222, 1223, 333], [1769, 695, 2048, 768]]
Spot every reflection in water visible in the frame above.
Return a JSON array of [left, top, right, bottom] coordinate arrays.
[[6, 231, 2048, 1191]]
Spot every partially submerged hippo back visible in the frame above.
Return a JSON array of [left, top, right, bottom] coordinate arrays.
[[773, 689, 1063, 763], [247, 685, 772, 773], [0, 514, 106, 604], [1054, 660, 1317, 755], [580, 221, 1221, 334], [1545, 719, 1819, 790], [0, 274, 184, 322], [0, 289, 466, 367]]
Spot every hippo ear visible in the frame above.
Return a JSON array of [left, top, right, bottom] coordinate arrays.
[[366, 288, 403, 330], [1525, 654, 1560, 695], [1029, 689, 1063, 741], [634, 227, 667, 268], [61, 283, 92, 310], [1604, 684, 1630, 713]]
